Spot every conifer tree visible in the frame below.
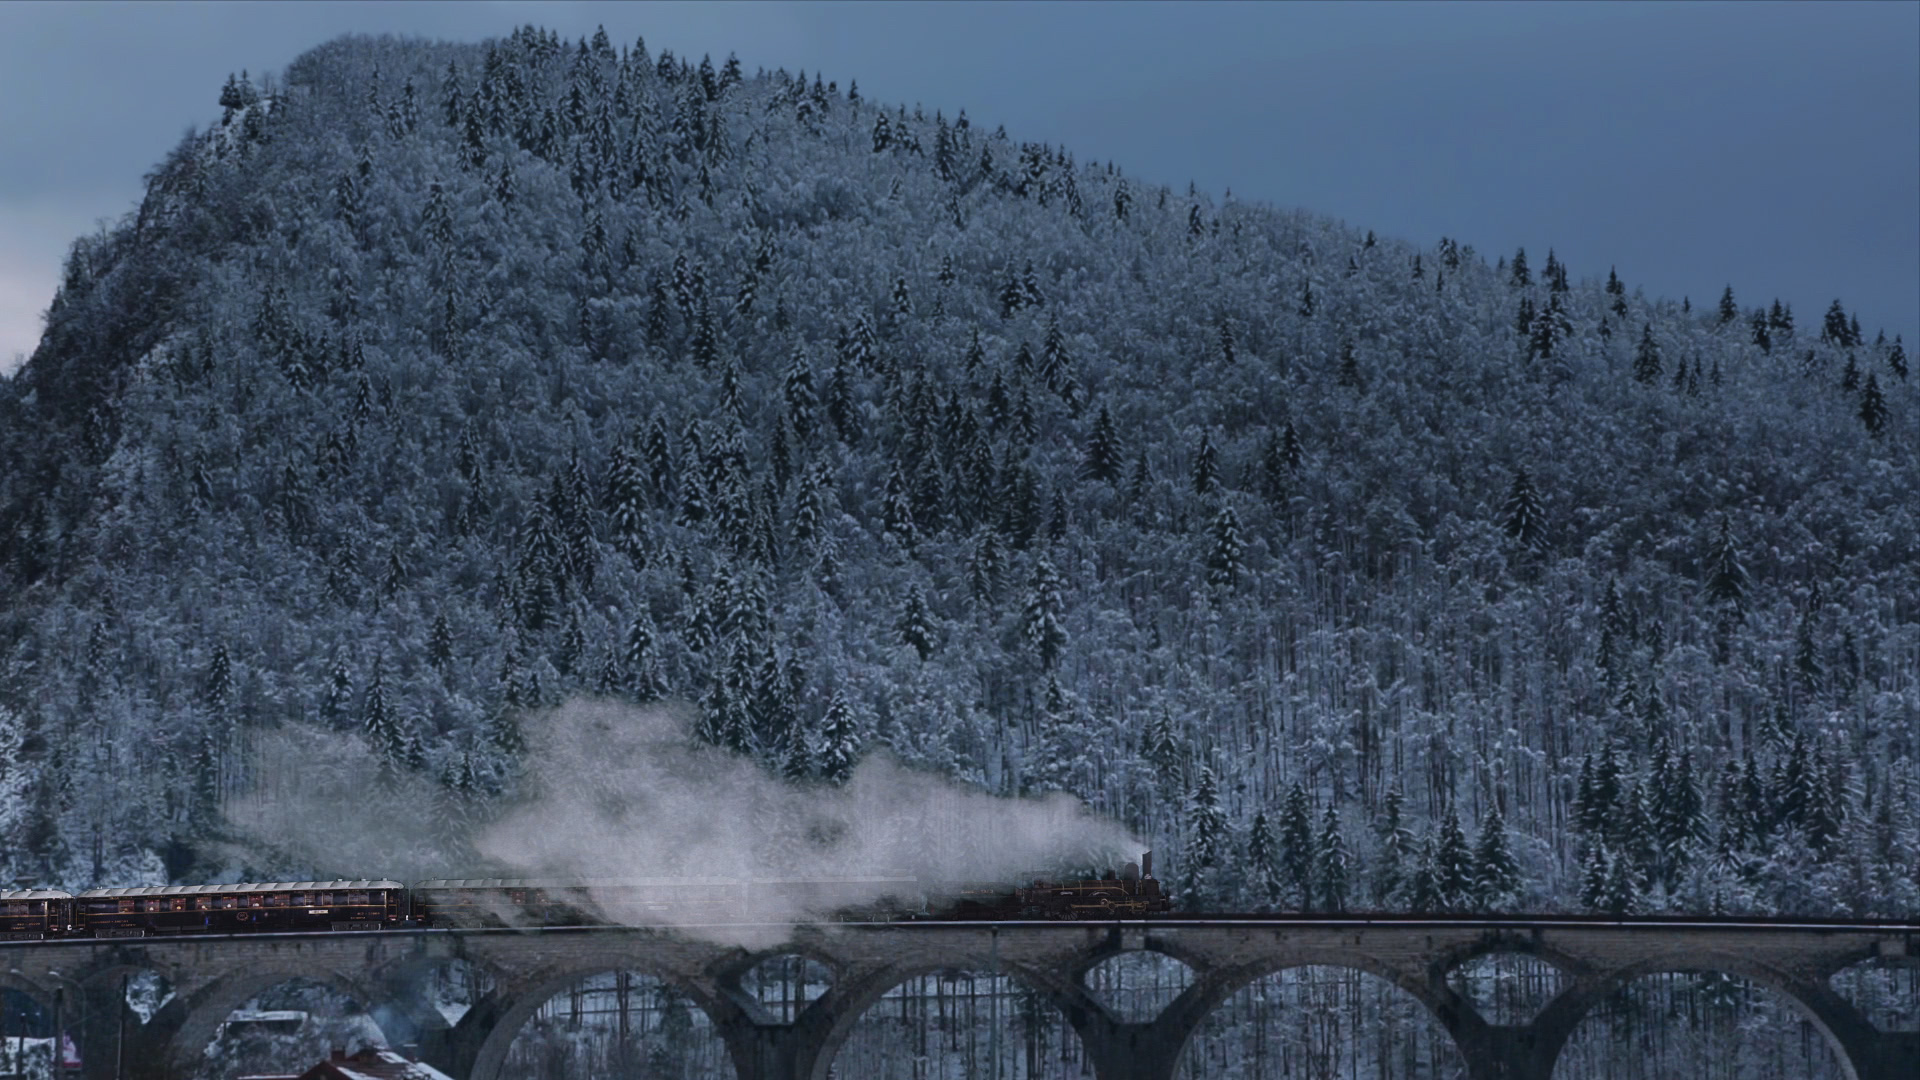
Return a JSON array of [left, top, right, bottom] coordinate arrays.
[[1717, 285, 1738, 325], [1314, 803, 1350, 912], [817, 690, 860, 785], [1246, 810, 1282, 910], [882, 465, 916, 552], [1509, 247, 1530, 288], [1822, 299, 1852, 346], [1770, 298, 1795, 338], [604, 441, 650, 564], [1139, 707, 1180, 781], [1500, 467, 1547, 550], [1374, 785, 1415, 906], [428, 613, 454, 675], [1602, 844, 1641, 914], [1597, 579, 1626, 687], [1859, 373, 1889, 439], [998, 261, 1024, 319], [1887, 336, 1908, 381], [1081, 406, 1123, 485], [1021, 556, 1068, 671], [1338, 341, 1363, 389], [1186, 763, 1226, 879], [1409, 839, 1440, 913], [1633, 324, 1662, 384], [363, 660, 402, 778], [1529, 291, 1572, 360], [1435, 807, 1474, 910], [1204, 502, 1245, 593], [1472, 801, 1521, 911], [1703, 516, 1749, 612], [1580, 842, 1611, 910], [323, 654, 355, 728], [1190, 430, 1220, 496], [897, 582, 935, 660], [202, 642, 233, 717], [1278, 782, 1313, 907], [1513, 296, 1536, 339]]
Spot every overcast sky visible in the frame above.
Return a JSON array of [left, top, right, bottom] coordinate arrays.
[[1, 1, 1914, 376]]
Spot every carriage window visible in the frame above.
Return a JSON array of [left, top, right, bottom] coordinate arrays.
[[250, 896, 265, 907], [215, 896, 237, 909], [119, 900, 136, 913], [288, 894, 307, 906], [263, 895, 286, 907], [343, 892, 370, 905], [319, 893, 333, 905], [1, 902, 25, 916], [197, 897, 213, 910], [89, 900, 119, 913], [142, 898, 167, 912]]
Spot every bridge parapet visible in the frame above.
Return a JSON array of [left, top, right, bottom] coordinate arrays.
[[0, 918, 1912, 1080]]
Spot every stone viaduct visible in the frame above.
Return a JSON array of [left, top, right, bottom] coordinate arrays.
[[1, 917, 1914, 1080]]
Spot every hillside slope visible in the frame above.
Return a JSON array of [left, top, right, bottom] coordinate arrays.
[[0, 28, 1914, 920]]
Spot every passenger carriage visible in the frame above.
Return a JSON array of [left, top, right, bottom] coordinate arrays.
[[0, 889, 72, 940], [74, 880, 404, 937]]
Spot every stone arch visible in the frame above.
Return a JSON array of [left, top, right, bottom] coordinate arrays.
[[1173, 957, 1473, 1080], [466, 961, 735, 1080], [0, 970, 54, 1015], [1431, 933, 1593, 985], [1533, 951, 1880, 1080], [1162, 948, 1470, 1040], [364, 950, 503, 1035], [155, 965, 397, 1078], [1082, 949, 1197, 1023], [0, 977, 55, 1042], [1829, 955, 1920, 1033], [811, 958, 1094, 1080], [714, 947, 840, 1024], [1444, 950, 1575, 1027]]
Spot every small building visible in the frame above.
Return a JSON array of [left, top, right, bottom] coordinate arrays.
[[236, 1046, 453, 1080]]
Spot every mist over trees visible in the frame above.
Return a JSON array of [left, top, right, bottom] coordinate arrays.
[[0, 27, 1913, 937]]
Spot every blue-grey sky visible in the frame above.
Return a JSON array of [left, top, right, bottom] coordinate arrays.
[[1, 1, 1915, 375]]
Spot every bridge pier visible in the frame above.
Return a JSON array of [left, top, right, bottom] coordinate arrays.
[[716, 1018, 833, 1080], [67, 978, 135, 1080], [1451, 1023, 1555, 1080], [1071, 1018, 1185, 1080], [1857, 1030, 1920, 1080]]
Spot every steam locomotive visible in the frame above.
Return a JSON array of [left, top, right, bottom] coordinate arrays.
[[0, 854, 1168, 939]]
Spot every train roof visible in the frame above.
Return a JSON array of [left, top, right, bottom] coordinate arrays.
[[77, 880, 403, 897], [0, 889, 73, 900], [414, 875, 918, 889]]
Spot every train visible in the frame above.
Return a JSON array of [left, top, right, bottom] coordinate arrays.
[[0, 853, 1169, 939]]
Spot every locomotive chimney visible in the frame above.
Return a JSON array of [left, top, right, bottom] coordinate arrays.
[[1141, 851, 1153, 879]]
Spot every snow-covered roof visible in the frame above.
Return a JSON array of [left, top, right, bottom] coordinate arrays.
[[227, 1010, 308, 1023], [77, 880, 402, 897], [0, 890, 72, 901], [236, 1048, 453, 1080], [314, 1049, 453, 1080]]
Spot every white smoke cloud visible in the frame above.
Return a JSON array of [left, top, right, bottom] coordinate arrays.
[[228, 698, 1143, 945]]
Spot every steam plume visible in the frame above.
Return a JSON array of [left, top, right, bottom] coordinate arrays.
[[227, 699, 1143, 944]]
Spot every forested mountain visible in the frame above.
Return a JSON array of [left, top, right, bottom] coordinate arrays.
[[0, 28, 1915, 928]]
